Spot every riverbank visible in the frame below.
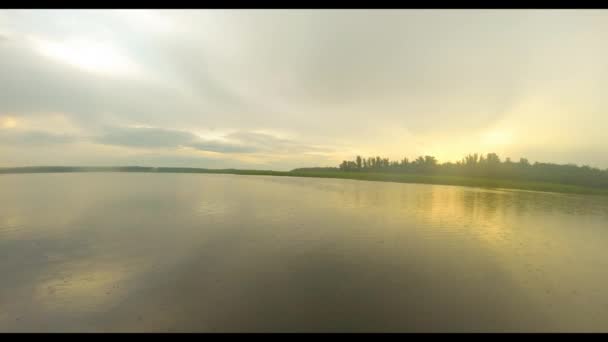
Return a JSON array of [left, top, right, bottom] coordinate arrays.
[[2, 166, 607, 196], [287, 170, 608, 196]]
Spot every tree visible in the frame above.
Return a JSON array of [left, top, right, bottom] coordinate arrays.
[[486, 153, 501, 165], [424, 155, 437, 166], [463, 153, 479, 166], [333, 154, 608, 190]]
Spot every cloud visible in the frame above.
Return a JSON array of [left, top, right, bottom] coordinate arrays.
[[2, 10, 608, 168], [94, 126, 196, 149], [93, 126, 326, 156], [0, 130, 78, 146], [189, 140, 258, 154], [191, 131, 330, 154], [225, 131, 328, 154]]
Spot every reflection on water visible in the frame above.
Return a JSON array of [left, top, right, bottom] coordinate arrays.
[[1, 173, 608, 332]]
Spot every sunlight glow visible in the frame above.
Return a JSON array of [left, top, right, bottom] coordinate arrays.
[[34, 38, 137, 76], [1, 116, 17, 128], [482, 130, 513, 147]]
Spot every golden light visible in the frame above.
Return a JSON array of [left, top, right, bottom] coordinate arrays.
[[1, 116, 17, 128]]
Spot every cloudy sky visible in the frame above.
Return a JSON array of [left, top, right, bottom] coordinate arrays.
[[1, 10, 607, 170]]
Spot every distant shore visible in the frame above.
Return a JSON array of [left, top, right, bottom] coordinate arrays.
[[2, 166, 608, 197]]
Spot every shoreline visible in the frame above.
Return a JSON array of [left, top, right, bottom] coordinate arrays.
[[2, 167, 607, 197]]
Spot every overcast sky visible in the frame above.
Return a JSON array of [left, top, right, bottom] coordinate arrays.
[[1, 10, 607, 170]]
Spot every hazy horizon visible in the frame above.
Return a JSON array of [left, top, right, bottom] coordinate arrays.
[[2, 10, 608, 171]]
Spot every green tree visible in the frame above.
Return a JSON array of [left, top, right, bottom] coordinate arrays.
[[424, 156, 438, 166], [486, 153, 501, 165]]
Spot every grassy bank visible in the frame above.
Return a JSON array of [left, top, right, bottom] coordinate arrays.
[[287, 171, 608, 196], [2, 166, 607, 196]]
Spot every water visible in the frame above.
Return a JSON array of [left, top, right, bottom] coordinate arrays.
[[1, 173, 607, 332]]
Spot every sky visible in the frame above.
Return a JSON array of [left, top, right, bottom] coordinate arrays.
[[1, 9, 607, 170]]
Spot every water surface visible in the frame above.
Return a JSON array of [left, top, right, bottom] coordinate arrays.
[[1, 173, 607, 332]]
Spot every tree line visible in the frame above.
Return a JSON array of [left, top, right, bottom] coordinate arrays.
[[336, 153, 608, 189]]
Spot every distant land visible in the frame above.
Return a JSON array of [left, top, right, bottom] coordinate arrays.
[[3, 152, 608, 197]]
